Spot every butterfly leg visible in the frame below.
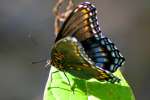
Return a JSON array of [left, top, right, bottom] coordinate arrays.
[[48, 66, 59, 90], [63, 71, 74, 93]]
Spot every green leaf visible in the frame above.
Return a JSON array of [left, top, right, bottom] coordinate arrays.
[[43, 37, 135, 100], [43, 67, 135, 100]]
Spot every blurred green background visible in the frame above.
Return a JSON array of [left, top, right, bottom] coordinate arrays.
[[0, 0, 149, 100]]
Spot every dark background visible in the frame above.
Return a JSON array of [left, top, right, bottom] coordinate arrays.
[[0, 0, 150, 100]]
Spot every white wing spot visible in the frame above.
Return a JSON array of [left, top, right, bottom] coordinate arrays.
[[89, 18, 93, 22], [111, 52, 115, 57], [108, 39, 112, 43], [90, 24, 94, 28], [110, 65, 115, 71], [78, 5, 83, 8], [84, 2, 90, 4], [83, 5, 87, 8], [89, 12, 93, 16], [92, 29, 97, 34]]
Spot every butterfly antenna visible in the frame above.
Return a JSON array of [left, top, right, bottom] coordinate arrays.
[[48, 65, 60, 90], [32, 59, 47, 64], [32, 59, 51, 70]]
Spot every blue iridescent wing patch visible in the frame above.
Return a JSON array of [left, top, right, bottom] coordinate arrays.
[[52, 2, 125, 83], [81, 35, 125, 72]]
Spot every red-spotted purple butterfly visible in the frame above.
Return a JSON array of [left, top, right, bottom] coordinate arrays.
[[51, 2, 125, 83]]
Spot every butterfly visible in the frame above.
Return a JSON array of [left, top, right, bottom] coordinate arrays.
[[51, 2, 125, 83]]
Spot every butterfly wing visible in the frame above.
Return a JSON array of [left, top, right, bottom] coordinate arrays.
[[55, 2, 125, 72], [52, 36, 120, 83], [55, 2, 98, 42], [53, 2, 125, 83]]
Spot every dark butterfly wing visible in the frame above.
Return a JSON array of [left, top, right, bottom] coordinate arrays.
[[81, 35, 125, 73], [55, 2, 98, 42], [55, 2, 125, 73], [51, 36, 120, 83]]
